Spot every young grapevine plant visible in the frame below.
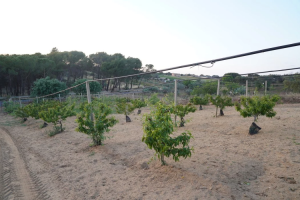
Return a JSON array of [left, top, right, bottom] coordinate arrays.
[[22, 101, 63, 127], [132, 98, 147, 114], [116, 98, 135, 122], [142, 102, 193, 165], [76, 101, 118, 145], [235, 95, 280, 134], [39, 101, 75, 134], [172, 103, 196, 127], [14, 106, 29, 122], [189, 96, 209, 110], [209, 95, 233, 117]]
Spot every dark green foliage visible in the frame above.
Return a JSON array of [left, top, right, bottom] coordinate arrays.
[[255, 80, 263, 91], [189, 96, 209, 110], [72, 79, 102, 94], [222, 73, 241, 83], [235, 95, 280, 122], [143, 87, 159, 93], [191, 81, 218, 96], [182, 80, 193, 89], [225, 82, 240, 91], [1, 50, 146, 96], [147, 93, 160, 105], [31, 76, 67, 97], [76, 101, 118, 145], [3, 101, 20, 114], [172, 103, 196, 127], [142, 102, 193, 165], [283, 74, 300, 93], [209, 95, 233, 117], [39, 101, 75, 134]]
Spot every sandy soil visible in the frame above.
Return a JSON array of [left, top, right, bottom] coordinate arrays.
[[0, 103, 300, 200]]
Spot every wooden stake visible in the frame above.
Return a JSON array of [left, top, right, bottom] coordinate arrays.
[[246, 80, 248, 97], [86, 81, 94, 121]]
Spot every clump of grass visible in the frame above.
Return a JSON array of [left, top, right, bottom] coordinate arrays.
[[48, 125, 65, 137]]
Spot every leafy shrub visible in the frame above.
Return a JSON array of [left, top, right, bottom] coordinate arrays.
[[143, 86, 159, 93], [161, 86, 172, 94], [132, 98, 147, 114], [142, 102, 193, 165], [235, 95, 280, 134], [76, 101, 118, 145], [191, 81, 218, 96], [235, 86, 246, 95], [147, 93, 160, 105], [172, 103, 196, 127], [283, 74, 300, 93], [31, 76, 67, 97], [39, 101, 75, 134], [14, 106, 29, 122], [3, 101, 20, 113], [116, 98, 135, 122], [72, 79, 102, 94], [189, 96, 209, 110], [235, 95, 280, 122], [209, 95, 233, 117]]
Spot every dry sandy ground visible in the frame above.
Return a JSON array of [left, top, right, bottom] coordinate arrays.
[[0, 104, 300, 200]]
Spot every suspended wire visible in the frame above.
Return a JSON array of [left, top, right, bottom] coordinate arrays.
[[19, 42, 300, 99], [22, 81, 87, 99], [90, 42, 300, 82], [190, 62, 215, 69]]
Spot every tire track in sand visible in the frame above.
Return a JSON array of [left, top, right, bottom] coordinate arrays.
[[0, 127, 49, 200]]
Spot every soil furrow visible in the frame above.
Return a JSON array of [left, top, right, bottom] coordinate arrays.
[[0, 127, 47, 200]]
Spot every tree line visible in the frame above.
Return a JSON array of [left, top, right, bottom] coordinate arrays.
[[0, 48, 155, 96]]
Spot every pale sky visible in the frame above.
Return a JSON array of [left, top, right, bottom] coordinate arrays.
[[1, 0, 300, 76]]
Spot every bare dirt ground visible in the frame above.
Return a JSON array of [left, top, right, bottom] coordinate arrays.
[[0, 103, 300, 200]]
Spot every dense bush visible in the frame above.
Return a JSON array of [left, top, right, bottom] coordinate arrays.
[[31, 76, 67, 97], [3, 101, 20, 114], [143, 86, 159, 93], [72, 79, 102, 94], [191, 81, 218, 96]]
